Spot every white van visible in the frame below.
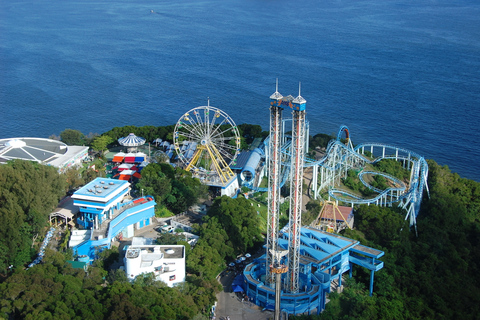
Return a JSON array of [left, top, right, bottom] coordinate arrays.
[[161, 226, 174, 233]]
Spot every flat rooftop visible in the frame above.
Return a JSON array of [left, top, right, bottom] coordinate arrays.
[[278, 226, 359, 264], [72, 177, 130, 200], [130, 238, 185, 259]]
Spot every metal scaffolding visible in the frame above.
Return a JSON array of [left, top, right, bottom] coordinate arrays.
[[266, 82, 284, 286], [265, 81, 308, 297], [287, 90, 307, 294]]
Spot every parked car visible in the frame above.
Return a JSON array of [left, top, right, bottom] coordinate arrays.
[[161, 226, 174, 233]]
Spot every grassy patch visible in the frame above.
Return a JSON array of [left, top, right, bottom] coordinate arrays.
[[248, 196, 290, 232], [155, 206, 175, 218]]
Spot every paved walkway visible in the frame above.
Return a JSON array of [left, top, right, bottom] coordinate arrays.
[[215, 270, 273, 320]]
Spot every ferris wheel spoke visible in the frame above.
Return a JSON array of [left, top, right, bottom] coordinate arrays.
[[212, 141, 237, 153], [181, 122, 205, 140], [208, 111, 220, 132], [208, 118, 229, 139], [191, 123, 207, 140], [212, 137, 238, 149], [210, 125, 236, 141], [203, 108, 211, 136], [210, 136, 236, 143], [185, 118, 206, 138], [208, 142, 234, 160], [217, 148, 235, 161], [207, 143, 227, 167], [192, 111, 206, 135], [178, 131, 201, 142]]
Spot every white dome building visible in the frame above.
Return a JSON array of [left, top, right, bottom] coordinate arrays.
[[0, 137, 88, 172]]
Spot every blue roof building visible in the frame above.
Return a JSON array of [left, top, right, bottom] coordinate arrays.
[[72, 178, 131, 229], [243, 226, 384, 315], [70, 177, 156, 263], [240, 148, 264, 183]]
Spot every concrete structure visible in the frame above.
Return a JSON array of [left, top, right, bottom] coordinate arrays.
[[0, 137, 88, 172], [124, 237, 185, 287], [220, 176, 240, 197]]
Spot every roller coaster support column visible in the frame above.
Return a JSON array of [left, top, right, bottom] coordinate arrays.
[[312, 165, 318, 200], [287, 88, 307, 294], [369, 270, 375, 296], [266, 83, 284, 286]]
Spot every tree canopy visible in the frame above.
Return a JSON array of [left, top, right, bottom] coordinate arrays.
[[294, 159, 480, 320], [102, 125, 175, 145], [59, 129, 86, 146], [207, 196, 263, 255], [135, 163, 208, 214], [0, 160, 66, 273], [0, 249, 212, 320]]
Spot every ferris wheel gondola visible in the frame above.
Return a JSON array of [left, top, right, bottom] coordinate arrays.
[[173, 105, 241, 185]]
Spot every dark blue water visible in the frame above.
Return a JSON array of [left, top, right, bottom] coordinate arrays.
[[1, 0, 479, 181]]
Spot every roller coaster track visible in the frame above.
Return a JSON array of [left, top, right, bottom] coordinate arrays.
[[308, 125, 429, 229], [248, 124, 429, 230]]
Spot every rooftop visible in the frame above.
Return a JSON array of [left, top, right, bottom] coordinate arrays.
[[0, 137, 89, 170], [72, 177, 130, 200]]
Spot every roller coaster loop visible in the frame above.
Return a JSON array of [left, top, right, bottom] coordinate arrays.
[[307, 125, 429, 232], [245, 123, 429, 232]]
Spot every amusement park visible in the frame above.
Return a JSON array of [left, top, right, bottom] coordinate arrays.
[[1, 82, 430, 319], [162, 82, 428, 318]]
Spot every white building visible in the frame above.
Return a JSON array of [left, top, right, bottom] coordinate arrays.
[[124, 237, 185, 287], [0, 137, 88, 172]]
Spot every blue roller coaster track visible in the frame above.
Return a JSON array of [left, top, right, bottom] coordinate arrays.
[[252, 123, 429, 231], [305, 125, 429, 230]]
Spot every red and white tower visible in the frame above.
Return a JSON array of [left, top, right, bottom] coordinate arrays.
[[287, 85, 307, 293], [266, 81, 307, 296], [266, 80, 284, 286]]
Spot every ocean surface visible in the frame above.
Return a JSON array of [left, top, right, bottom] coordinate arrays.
[[1, 0, 479, 181]]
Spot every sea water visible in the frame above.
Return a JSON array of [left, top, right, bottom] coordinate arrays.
[[1, 0, 479, 181]]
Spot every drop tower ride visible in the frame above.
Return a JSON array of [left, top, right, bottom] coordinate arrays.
[[266, 81, 307, 296]]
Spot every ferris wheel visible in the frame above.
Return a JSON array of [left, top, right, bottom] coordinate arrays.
[[173, 105, 241, 184]]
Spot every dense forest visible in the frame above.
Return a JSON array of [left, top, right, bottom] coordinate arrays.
[[0, 160, 261, 319], [0, 160, 66, 273], [1, 125, 479, 319], [293, 160, 480, 320]]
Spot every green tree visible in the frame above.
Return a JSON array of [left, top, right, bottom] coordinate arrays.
[[208, 196, 263, 255], [309, 133, 335, 150], [90, 135, 114, 155], [135, 163, 172, 205], [59, 129, 85, 146], [0, 160, 66, 272], [63, 167, 84, 191], [195, 215, 234, 260], [136, 164, 207, 214]]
